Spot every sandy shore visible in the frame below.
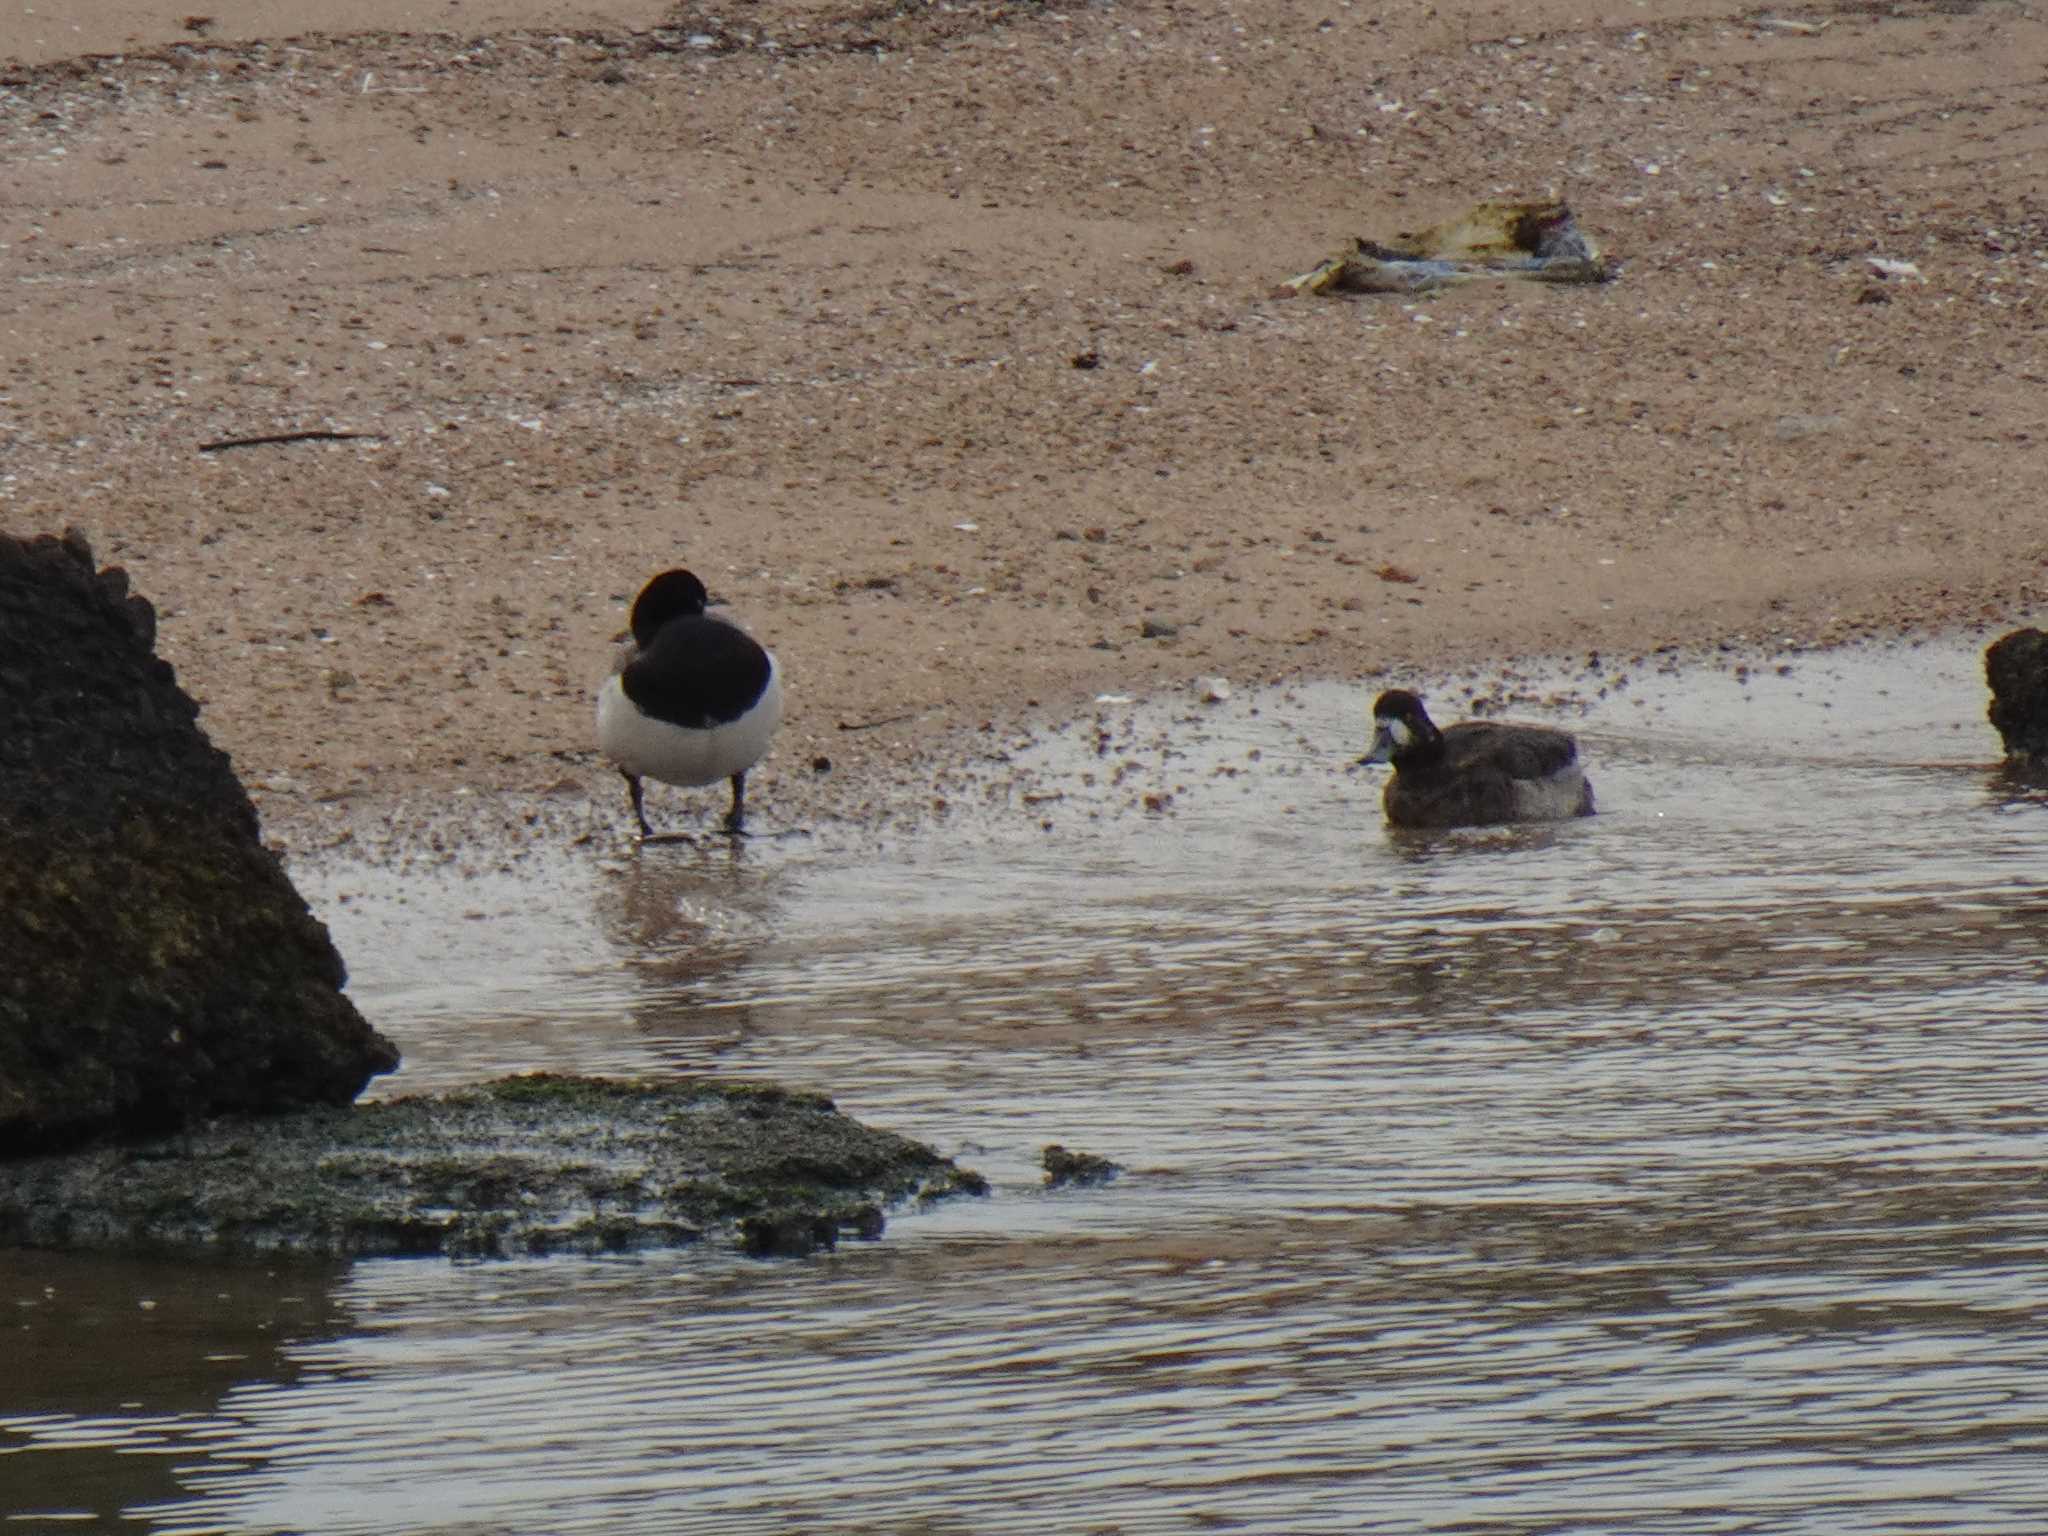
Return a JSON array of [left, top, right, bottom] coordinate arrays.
[[4, 0, 2043, 852]]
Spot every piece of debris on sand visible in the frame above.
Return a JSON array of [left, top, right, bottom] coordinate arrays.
[[1284, 201, 1617, 296]]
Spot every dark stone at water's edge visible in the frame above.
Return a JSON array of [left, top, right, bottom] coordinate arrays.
[[1041, 1143, 1123, 1189], [1986, 628, 2048, 761], [0, 529, 399, 1152], [0, 1074, 989, 1260]]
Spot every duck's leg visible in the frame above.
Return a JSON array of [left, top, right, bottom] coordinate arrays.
[[722, 771, 748, 836], [623, 770, 653, 837]]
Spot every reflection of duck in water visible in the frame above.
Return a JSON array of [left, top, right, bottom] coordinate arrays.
[[596, 568, 784, 838], [1355, 689, 1595, 829]]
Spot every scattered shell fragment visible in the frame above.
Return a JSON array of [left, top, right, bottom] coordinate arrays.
[[1867, 256, 1925, 283]]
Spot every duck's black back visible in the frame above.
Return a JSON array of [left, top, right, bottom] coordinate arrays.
[[620, 615, 773, 729], [1438, 720, 1579, 779]]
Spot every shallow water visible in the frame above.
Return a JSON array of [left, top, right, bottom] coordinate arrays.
[[7, 640, 2048, 1533]]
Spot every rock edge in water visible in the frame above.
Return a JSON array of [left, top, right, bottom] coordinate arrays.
[[1, 527, 398, 1151], [0, 1074, 988, 1261], [1985, 628, 2048, 761], [1041, 1143, 1124, 1188]]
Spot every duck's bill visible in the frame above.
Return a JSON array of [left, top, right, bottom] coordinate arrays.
[[1354, 724, 1397, 766]]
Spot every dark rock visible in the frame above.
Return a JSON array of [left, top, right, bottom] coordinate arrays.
[[0, 528, 398, 1153], [0, 1074, 986, 1260], [739, 1209, 847, 1258], [1041, 1143, 1123, 1188], [1986, 628, 2048, 760]]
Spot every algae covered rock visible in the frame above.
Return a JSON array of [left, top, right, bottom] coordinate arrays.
[[0, 1074, 986, 1259], [1041, 1143, 1123, 1188], [1986, 628, 2048, 761], [0, 528, 398, 1152]]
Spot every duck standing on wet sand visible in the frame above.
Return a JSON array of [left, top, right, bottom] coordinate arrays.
[[1355, 688, 1595, 829], [596, 568, 784, 837]]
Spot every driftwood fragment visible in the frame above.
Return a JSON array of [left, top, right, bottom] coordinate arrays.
[[198, 430, 385, 453]]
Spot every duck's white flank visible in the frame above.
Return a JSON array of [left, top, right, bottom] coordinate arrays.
[[1509, 763, 1590, 821], [595, 658, 784, 789]]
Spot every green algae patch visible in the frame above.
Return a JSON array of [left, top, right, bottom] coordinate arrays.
[[0, 1074, 983, 1261]]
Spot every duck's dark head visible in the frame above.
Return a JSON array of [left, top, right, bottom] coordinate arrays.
[[628, 568, 711, 646], [1356, 688, 1440, 767]]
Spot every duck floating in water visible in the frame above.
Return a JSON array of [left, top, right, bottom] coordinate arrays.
[[596, 568, 784, 837], [1356, 688, 1594, 829]]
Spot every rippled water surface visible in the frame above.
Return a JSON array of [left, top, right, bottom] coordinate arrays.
[[7, 641, 2048, 1533]]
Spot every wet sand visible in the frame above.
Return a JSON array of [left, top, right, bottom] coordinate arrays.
[[3, 0, 2043, 851]]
